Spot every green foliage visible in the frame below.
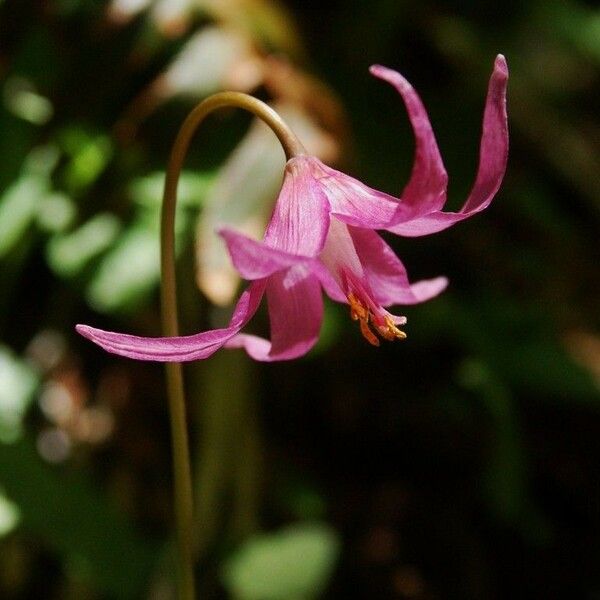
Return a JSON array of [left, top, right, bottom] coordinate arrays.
[[86, 221, 161, 313], [0, 346, 38, 444], [47, 213, 122, 278], [222, 523, 340, 600], [0, 145, 60, 257], [129, 171, 214, 210], [0, 490, 20, 538], [0, 437, 158, 598]]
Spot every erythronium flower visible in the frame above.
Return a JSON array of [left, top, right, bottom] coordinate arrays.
[[77, 55, 508, 362]]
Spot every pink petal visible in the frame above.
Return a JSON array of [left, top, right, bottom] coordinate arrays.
[[462, 55, 509, 213], [369, 64, 448, 217], [263, 156, 331, 256], [225, 266, 322, 361], [315, 266, 346, 303], [224, 333, 271, 359], [349, 226, 448, 306], [316, 216, 364, 302], [76, 279, 267, 361], [219, 227, 310, 279], [389, 55, 509, 236], [389, 314, 408, 326], [314, 158, 411, 228], [220, 227, 338, 294]]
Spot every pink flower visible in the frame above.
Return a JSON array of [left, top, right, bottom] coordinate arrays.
[[77, 55, 508, 362]]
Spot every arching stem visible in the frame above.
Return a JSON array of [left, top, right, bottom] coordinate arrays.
[[160, 92, 305, 599]]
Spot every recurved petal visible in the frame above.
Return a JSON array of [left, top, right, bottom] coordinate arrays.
[[314, 159, 411, 229], [76, 279, 267, 361], [219, 227, 311, 279], [462, 55, 509, 214], [225, 265, 323, 361], [262, 156, 331, 256], [369, 64, 448, 217], [389, 55, 509, 237], [384, 211, 468, 236], [349, 226, 448, 306], [224, 333, 271, 360]]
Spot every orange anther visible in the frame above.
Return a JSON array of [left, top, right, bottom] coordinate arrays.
[[347, 293, 406, 346], [383, 315, 407, 340], [348, 293, 368, 321], [359, 318, 380, 346]]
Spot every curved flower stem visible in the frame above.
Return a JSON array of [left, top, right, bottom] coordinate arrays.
[[160, 92, 305, 599]]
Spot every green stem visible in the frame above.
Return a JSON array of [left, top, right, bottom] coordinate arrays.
[[160, 92, 305, 599]]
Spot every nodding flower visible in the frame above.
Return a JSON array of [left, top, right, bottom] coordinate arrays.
[[77, 55, 508, 362]]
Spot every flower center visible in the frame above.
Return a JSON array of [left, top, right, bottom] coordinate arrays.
[[347, 292, 406, 347], [319, 218, 407, 346]]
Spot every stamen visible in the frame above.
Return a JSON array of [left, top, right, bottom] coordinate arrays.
[[360, 319, 380, 346], [348, 293, 368, 321], [346, 294, 406, 346], [379, 315, 407, 340]]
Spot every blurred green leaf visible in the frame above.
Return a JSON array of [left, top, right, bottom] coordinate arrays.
[[0, 489, 20, 538], [0, 437, 158, 598], [2, 76, 53, 125], [0, 173, 48, 258], [0, 144, 62, 257], [85, 222, 160, 313], [0, 345, 39, 444], [85, 183, 200, 312], [36, 192, 76, 233], [46, 213, 122, 278], [23, 144, 60, 177], [222, 522, 340, 600], [60, 129, 113, 191], [128, 170, 213, 209]]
